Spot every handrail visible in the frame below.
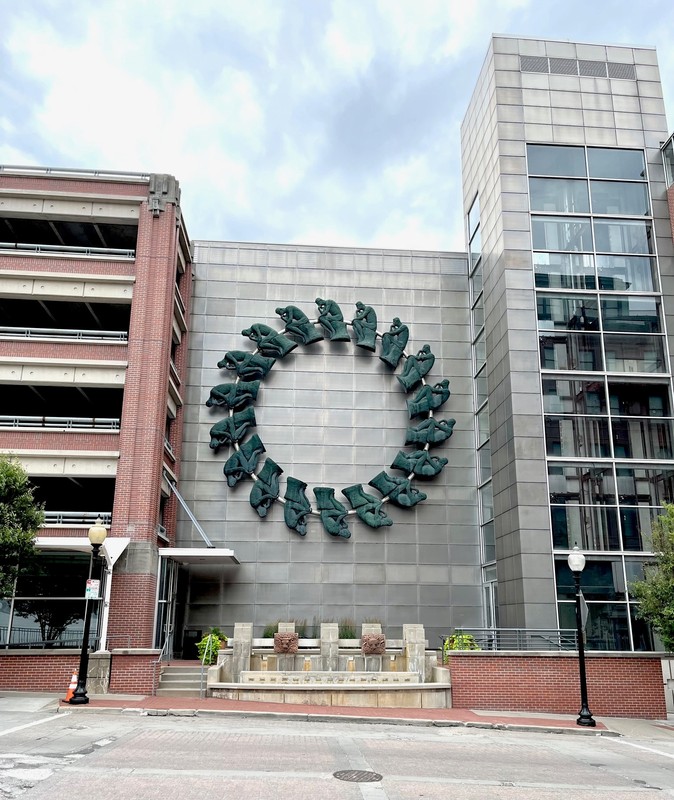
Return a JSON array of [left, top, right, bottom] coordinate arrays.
[[0, 241, 135, 258], [0, 325, 128, 341], [0, 164, 151, 181], [0, 415, 120, 430], [43, 511, 112, 525], [151, 635, 172, 696], [440, 628, 578, 652]]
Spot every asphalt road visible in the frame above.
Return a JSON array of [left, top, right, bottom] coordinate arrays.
[[2, 696, 674, 799]]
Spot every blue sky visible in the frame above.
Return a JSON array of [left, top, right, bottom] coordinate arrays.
[[1, 1, 674, 250]]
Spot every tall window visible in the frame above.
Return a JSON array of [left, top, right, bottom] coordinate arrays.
[[528, 144, 671, 650]]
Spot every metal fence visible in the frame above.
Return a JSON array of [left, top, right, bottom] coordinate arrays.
[[441, 628, 578, 651]]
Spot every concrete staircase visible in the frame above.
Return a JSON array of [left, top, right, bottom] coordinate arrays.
[[156, 663, 206, 698]]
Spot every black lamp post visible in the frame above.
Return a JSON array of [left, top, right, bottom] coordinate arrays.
[[567, 546, 596, 727], [69, 518, 107, 705]]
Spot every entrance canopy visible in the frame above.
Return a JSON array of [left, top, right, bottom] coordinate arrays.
[[35, 535, 130, 569], [158, 547, 239, 565]]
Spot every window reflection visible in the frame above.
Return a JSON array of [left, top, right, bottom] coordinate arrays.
[[601, 297, 661, 334], [529, 177, 589, 213], [558, 601, 630, 650], [539, 332, 603, 371], [593, 219, 652, 255], [596, 255, 656, 292], [528, 144, 586, 177], [545, 416, 610, 458], [532, 216, 593, 252], [587, 147, 645, 180], [537, 294, 599, 331], [542, 378, 607, 414], [548, 464, 615, 504], [534, 252, 595, 289], [551, 504, 620, 550], [590, 180, 650, 216], [603, 334, 665, 373]]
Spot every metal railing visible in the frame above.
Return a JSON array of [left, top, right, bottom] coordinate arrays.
[[441, 628, 578, 652], [43, 511, 112, 526], [200, 635, 219, 699], [0, 241, 135, 258], [0, 415, 120, 430], [0, 325, 128, 341], [0, 164, 151, 182], [1, 625, 99, 650]]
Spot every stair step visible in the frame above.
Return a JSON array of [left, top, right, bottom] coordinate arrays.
[[155, 688, 203, 698]]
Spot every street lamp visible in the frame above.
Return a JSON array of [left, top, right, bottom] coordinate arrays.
[[69, 518, 107, 705], [567, 546, 595, 727]]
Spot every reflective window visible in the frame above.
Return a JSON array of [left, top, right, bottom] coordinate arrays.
[[482, 521, 495, 563], [551, 504, 620, 550], [558, 601, 630, 650], [534, 252, 595, 289], [529, 178, 589, 213], [629, 604, 658, 650], [532, 216, 593, 252], [664, 136, 674, 188], [470, 260, 483, 298], [527, 144, 586, 177], [477, 405, 490, 447], [555, 558, 626, 600], [548, 464, 615, 504], [468, 196, 480, 239], [611, 417, 674, 460], [603, 334, 666, 373], [588, 148, 646, 180], [474, 329, 486, 370], [619, 507, 656, 552], [615, 467, 674, 507], [545, 416, 610, 458], [469, 226, 482, 273], [542, 378, 607, 414], [590, 181, 650, 216], [539, 332, 603, 371], [597, 255, 657, 292], [593, 219, 652, 255], [478, 441, 491, 483], [608, 382, 669, 416], [475, 368, 488, 408], [537, 294, 599, 331], [601, 296, 661, 334], [480, 482, 493, 523]]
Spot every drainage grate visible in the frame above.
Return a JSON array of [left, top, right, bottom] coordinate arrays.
[[333, 770, 383, 783]]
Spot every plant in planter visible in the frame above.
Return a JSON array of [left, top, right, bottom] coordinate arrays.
[[442, 630, 480, 663], [197, 627, 227, 665]]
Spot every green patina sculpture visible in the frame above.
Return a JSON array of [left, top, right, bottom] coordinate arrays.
[[275, 305, 323, 345], [406, 417, 456, 446], [407, 379, 451, 418], [391, 449, 448, 478], [315, 297, 350, 341], [368, 471, 427, 508], [284, 476, 312, 536], [218, 351, 276, 380], [241, 323, 298, 359], [379, 317, 409, 368], [206, 380, 260, 410], [209, 407, 256, 452], [342, 484, 393, 529], [352, 301, 377, 351], [249, 458, 283, 517], [397, 345, 435, 392], [223, 434, 266, 487], [313, 486, 350, 538]]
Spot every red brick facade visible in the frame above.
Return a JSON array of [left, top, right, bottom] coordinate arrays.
[[0, 169, 192, 677], [446, 653, 666, 719]]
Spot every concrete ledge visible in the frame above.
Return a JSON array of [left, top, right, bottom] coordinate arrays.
[[209, 682, 452, 709]]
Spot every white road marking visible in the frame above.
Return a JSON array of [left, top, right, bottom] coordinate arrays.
[[0, 712, 71, 738], [607, 736, 674, 760]]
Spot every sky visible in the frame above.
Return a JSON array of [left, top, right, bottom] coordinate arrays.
[[1, 1, 674, 252]]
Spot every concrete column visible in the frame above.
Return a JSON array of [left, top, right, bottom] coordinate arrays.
[[231, 622, 252, 682], [320, 623, 339, 671], [403, 623, 426, 682]]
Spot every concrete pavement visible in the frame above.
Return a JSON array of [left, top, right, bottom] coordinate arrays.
[[4, 690, 674, 738]]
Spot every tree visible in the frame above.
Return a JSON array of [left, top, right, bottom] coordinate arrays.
[[0, 455, 44, 597], [629, 503, 674, 651]]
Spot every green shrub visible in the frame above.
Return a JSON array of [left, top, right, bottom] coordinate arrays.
[[196, 628, 226, 665], [338, 618, 357, 639], [262, 621, 279, 638], [442, 631, 480, 663]]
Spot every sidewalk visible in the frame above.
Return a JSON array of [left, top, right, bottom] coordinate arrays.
[[49, 692, 672, 737]]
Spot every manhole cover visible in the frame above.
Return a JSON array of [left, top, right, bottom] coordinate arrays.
[[333, 770, 383, 783]]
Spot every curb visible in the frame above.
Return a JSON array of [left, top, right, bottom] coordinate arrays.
[[58, 703, 620, 735]]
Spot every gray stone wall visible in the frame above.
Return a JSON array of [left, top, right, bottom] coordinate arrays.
[[178, 242, 479, 644]]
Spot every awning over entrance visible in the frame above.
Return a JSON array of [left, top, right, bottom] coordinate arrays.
[[35, 536, 130, 569], [158, 547, 239, 565]]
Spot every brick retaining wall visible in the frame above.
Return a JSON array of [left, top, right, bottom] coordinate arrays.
[[447, 652, 666, 719]]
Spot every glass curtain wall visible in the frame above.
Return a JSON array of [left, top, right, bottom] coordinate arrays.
[[468, 196, 498, 626], [528, 144, 670, 650]]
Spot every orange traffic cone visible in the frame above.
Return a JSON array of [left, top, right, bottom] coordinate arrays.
[[64, 671, 78, 702]]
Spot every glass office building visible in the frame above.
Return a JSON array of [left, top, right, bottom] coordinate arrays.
[[461, 36, 674, 649]]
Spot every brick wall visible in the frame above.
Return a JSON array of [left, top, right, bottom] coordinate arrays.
[[108, 653, 158, 694], [0, 654, 80, 692], [0, 340, 127, 360], [447, 653, 666, 719], [0, 431, 119, 450], [0, 255, 136, 276], [107, 573, 158, 648]]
